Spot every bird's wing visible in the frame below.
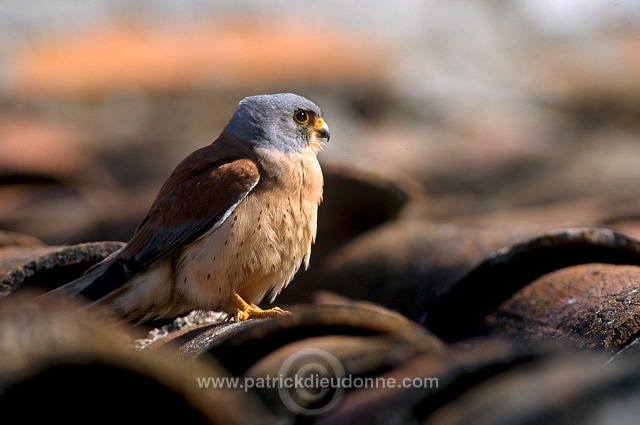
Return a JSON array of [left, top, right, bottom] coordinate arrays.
[[121, 157, 260, 274], [75, 155, 260, 300]]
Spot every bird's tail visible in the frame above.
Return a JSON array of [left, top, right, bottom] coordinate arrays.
[[43, 250, 125, 302]]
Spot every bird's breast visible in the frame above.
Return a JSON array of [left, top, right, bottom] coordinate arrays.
[[175, 149, 323, 312]]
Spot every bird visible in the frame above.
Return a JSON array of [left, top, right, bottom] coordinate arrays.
[[49, 93, 329, 322]]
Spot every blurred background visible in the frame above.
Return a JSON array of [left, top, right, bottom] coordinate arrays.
[[1, 0, 640, 245]]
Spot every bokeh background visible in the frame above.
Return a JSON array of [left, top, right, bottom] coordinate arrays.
[[1, 0, 640, 246]]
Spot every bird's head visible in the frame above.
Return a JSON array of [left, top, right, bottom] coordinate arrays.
[[225, 93, 330, 155]]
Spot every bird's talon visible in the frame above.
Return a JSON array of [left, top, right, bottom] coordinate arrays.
[[232, 293, 290, 321], [233, 305, 291, 321]]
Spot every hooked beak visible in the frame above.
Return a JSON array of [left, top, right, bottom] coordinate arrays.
[[312, 117, 330, 143]]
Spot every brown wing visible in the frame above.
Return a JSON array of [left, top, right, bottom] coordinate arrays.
[[77, 146, 260, 300], [120, 157, 259, 273]]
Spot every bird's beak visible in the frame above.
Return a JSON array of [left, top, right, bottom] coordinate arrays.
[[312, 117, 330, 143]]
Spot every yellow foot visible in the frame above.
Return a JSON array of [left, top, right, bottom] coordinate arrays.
[[232, 293, 290, 321]]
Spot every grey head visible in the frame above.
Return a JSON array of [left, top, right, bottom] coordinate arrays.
[[224, 93, 328, 154]]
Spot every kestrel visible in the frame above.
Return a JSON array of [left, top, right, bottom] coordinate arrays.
[[51, 93, 329, 322]]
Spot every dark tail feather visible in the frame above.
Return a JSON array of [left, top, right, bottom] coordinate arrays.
[[44, 254, 129, 302]]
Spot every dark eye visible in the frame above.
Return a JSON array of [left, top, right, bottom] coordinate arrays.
[[293, 110, 310, 125]]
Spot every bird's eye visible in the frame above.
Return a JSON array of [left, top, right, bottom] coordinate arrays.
[[293, 110, 310, 125]]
